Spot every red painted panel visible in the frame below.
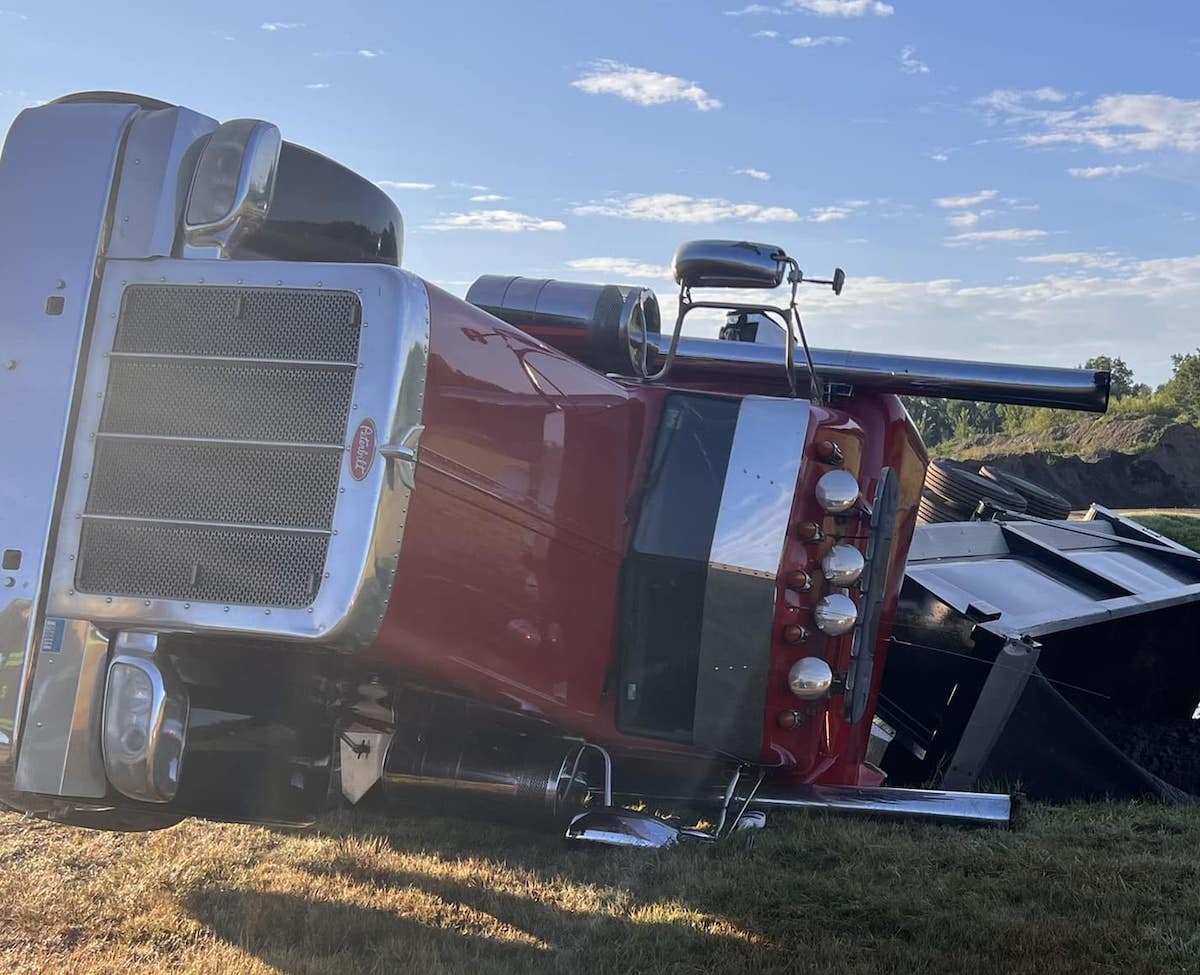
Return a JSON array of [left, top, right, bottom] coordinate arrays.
[[367, 286, 663, 729]]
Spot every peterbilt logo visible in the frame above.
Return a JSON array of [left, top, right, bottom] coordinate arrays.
[[350, 418, 377, 481]]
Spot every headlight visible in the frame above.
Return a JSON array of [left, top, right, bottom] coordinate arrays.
[[814, 593, 858, 636], [184, 118, 282, 253], [102, 636, 189, 803], [815, 470, 860, 514], [787, 657, 833, 700], [821, 544, 865, 586]]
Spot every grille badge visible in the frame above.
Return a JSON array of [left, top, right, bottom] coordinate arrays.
[[350, 419, 377, 481]]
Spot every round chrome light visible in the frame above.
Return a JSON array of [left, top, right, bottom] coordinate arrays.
[[821, 544, 865, 586], [787, 657, 834, 701], [815, 470, 860, 514], [813, 593, 858, 636]]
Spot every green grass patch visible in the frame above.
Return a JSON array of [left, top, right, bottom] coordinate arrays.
[[1128, 512, 1200, 552], [4, 803, 1200, 973]]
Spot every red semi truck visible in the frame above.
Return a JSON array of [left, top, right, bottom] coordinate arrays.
[[1, 92, 1146, 844]]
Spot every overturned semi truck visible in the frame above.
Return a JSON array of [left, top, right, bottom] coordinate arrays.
[[0, 93, 1194, 847]]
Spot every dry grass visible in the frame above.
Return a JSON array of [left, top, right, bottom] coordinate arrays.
[[3, 802, 1200, 974]]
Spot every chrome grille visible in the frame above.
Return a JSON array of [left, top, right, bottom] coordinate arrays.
[[100, 357, 356, 443], [76, 284, 361, 607]]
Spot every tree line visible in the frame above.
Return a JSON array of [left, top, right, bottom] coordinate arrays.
[[904, 351, 1200, 449]]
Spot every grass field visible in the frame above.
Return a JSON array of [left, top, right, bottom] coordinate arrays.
[[1128, 511, 1200, 552], [3, 801, 1200, 975]]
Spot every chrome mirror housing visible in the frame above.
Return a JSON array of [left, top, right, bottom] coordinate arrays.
[[672, 239, 788, 290], [183, 118, 282, 255]]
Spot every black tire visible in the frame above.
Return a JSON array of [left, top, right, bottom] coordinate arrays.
[[925, 459, 1028, 514], [917, 490, 973, 525], [978, 466, 1072, 520]]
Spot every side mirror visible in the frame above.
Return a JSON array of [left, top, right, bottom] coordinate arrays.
[[184, 119, 282, 255], [672, 239, 788, 290], [832, 267, 845, 296]]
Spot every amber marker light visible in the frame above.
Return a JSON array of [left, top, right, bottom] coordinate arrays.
[[782, 624, 810, 645], [814, 440, 844, 465], [795, 521, 823, 542], [785, 569, 812, 592]]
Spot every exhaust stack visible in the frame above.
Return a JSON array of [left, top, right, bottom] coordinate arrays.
[[467, 273, 1110, 413]]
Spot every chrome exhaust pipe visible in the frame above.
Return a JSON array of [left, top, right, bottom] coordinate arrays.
[[646, 334, 1109, 413], [465, 274, 1108, 412]]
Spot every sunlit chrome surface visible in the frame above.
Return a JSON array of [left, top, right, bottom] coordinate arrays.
[[645, 333, 1109, 412], [46, 258, 430, 649], [787, 657, 834, 700], [821, 544, 865, 586], [815, 469, 860, 514], [107, 105, 218, 260], [101, 632, 189, 803], [747, 784, 1011, 826], [0, 101, 138, 770], [671, 239, 786, 290], [183, 119, 281, 256], [814, 593, 858, 636], [707, 397, 812, 579], [14, 620, 109, 797], [565, 807, 681, 849]]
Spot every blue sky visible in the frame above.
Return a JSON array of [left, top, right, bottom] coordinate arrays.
[[2, 0, 1198, 385]]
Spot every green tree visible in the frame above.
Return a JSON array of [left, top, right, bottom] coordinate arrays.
[[1160, 349, 1200, 421], [1082, 355, 1137, 399]]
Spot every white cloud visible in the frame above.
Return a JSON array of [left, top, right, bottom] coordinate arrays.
[[978, 90, 1200, 153], [424, 210, 566, 232], [573, 192, 799, 223], [1, 9, 29, 18], [376, 180, 435, 191], [790, 34, 850, 47], [946, 211, 980, 228], [304, 83, 331, 90], [1017, 251, 1128, 271], [934, 189, 998, 208], [566, 258, 674, 280], [470, 193, 509, 202], [571, 60, 721, 111], [899, 45, 930, 74], [753, 29, 780, 37], [1067, 163, 1147, 178], [757, 255, 1200, 385], [734, 167, 772, 181], [261, 21, 303, 30], [724, 4, 785, 14], [725, 0, 891, 14], [789, 0, 893, 15], [946, 228, 1049, 244], [808, 204, 858, 222], [358, 49, 383, 57]]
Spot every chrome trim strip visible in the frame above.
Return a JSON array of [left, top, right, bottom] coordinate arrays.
[[745, 783, 1012, 826], [80, 513, 334, 536], [95, 431, 347, 451], [707, 397, 811, 579], [693, 396, 811, 759], [47, 259, 430, 650], [108, 351, 359, 368], [0, 101, 139, 770]]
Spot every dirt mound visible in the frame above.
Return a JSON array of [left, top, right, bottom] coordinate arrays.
[[940, 418, 1200, 509]]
